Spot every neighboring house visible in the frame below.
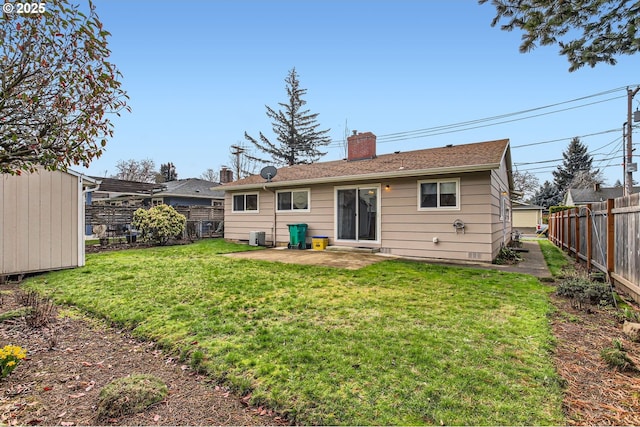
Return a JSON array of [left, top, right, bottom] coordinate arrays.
[[90, 177, 165, 206], [222, 132, 514, 263], [564, 184, 640, 206], [148, 178, 224, 207], [1, 168, 98, 277], [90, 177, 225, 207], [511, 200, 544, 230]]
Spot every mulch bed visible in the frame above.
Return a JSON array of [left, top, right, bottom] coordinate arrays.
[[2, 269, 640, 425], [550, 293, 640, 425]]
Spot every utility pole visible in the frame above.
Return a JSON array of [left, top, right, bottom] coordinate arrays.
[[230, 145, 244, 181], [625, 86, 640, 196]]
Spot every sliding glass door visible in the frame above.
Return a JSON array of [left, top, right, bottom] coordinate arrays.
[[336, 186, 378, 241]]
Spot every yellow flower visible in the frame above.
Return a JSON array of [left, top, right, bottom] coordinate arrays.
[[6, 361, 15, 367]]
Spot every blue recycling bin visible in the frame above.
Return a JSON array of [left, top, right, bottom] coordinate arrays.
[[287, 223, 308, 249]]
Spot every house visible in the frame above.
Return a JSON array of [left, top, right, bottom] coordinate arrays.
[[564, 184, 640, 206], [148, 178, 224, 207], [89, 177, 165, 206], [1, 168, 98, 277], [511, 200, 544, 230], [91, 178, 224, 207], [221, 132, 514, 263]]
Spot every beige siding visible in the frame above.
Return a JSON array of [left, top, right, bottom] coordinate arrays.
[[225, 170, 504, 262], [489, 155, 512, 259], [513, 209, 542, 228], [1, 169, 80, 276]]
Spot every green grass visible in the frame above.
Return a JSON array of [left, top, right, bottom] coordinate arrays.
[[25, 239, 564, 425], [538, 239, 573, 277]]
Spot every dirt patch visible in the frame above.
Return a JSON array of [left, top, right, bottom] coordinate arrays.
[[224, 248, 385, 270], [0, 283, 286, 426]]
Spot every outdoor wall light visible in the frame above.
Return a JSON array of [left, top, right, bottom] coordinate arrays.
[[385, 185, 390, 191]]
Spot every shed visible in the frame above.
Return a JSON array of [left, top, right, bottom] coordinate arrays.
[[1, 168, 98, 277]]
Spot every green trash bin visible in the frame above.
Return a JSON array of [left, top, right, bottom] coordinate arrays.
[[287, 223, 308, 249]]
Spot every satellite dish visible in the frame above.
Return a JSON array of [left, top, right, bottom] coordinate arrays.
[[260, 166, 277, 182]]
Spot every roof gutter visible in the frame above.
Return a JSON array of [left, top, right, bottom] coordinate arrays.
[[221, 163, 501, 191]]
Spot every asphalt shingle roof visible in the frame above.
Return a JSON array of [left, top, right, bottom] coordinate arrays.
[[158, 178, 224, 198], [567, 186, 640, 204], [222, 139, 510, 190]]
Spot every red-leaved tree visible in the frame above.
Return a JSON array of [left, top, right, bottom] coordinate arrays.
[[1, 0, 129, 174]]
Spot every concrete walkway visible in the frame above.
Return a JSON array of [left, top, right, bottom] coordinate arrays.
[[493, 240, 553, 280], [225, 239, 553, 280]]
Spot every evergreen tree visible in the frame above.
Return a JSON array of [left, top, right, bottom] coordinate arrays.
[[244, 68, 331, 166], [158, 162, 178, 182], [531, 180, 563, 208], [480, 0, 640, 71], [552, 137, 600, 195]]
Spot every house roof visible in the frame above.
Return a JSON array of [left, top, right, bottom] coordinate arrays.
[[566, 186, 640, 204], [222, 139, 511, 190], [511, 200, 544, 210], [92, 177, 165, 195], [157, 178, 224, 199]]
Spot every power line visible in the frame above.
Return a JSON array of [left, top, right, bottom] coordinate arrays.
[[325, 85, 635, 147]]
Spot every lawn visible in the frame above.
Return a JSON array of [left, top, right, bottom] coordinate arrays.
[[537, 239, 573, 277], [25, 239, 564, 425]]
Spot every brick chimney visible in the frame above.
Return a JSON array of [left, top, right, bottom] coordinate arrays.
[[347, 131, 376, 161], [220, 167, 234, 183]]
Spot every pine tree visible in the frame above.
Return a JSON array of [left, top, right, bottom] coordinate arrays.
[[158, 162, 178, 182], [244, 68, 331, 166], [480, 0, 640, 72], [531, 181, 563, 208], [552, 137, 600, 195]]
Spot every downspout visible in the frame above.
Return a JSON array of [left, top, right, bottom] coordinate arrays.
[[263, 185, 276, 247], [78, 176, 100, 267]]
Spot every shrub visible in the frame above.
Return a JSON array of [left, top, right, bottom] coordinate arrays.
[[0, 345, 27, 379], [132, 205, 186, 245], [96, 374, 168, 419], [600, 339, 635, 371], [493, 246, 522, 265], [556, 275, 615, 309]]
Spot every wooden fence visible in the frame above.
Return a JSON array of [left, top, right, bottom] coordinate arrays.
[[86, 205, 224, 239], [548, 193, 640, 303]]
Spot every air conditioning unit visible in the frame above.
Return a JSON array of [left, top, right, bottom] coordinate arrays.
[[249, 231, 265, 246]]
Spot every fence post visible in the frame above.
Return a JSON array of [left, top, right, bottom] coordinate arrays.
[[586, 203, 592, 271], [574, 207, 580, 262], [607, 199, 615, 275]]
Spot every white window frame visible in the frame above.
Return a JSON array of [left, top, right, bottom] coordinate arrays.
[[232, 192, 259, 213], [333, 184, 381, 244], [417, 178, 460, 210], [276, 188, 311, 212]]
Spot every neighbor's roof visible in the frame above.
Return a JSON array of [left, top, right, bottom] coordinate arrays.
[[92, 177, 165, 195], [511, 200, 544, 210], [158, 178, 224, 199], [566, 186, 640, 204], [222, 139, 511, 190]]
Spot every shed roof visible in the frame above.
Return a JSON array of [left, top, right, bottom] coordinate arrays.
[[222, 139, 510, 190]]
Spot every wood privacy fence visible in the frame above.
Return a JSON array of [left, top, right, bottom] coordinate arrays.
[[85, 205, 224, 239], [548, 193, 640, 303]]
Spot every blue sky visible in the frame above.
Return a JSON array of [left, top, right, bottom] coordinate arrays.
[[80, 0, 640, 188]]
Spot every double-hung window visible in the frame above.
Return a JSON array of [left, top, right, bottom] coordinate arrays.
[[232, 193, 258, 212], [418, 179, 460, 210], [277, 189, 310, 212]]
